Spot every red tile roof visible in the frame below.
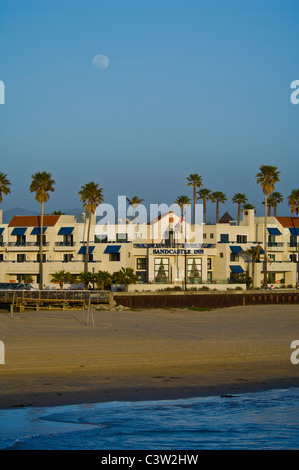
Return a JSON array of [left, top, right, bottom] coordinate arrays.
[[8, 215, 60, 227], [276, 216, 299, 228]]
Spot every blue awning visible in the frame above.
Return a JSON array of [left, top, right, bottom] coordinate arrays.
[[31, 227, 47, 235], [78, 246, 95, 255], [289, 227, 299, 236], [104, 245, 121, 254], [267, 227, 281, 235], [230, 265, 244, 274], [230, 245, 242, 254], [58, 227, 74, 235], [0, 227, 4, 235], [11, 227, 27, 236]]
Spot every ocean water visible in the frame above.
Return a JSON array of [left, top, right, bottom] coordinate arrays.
[[0, 387, 299, 450]]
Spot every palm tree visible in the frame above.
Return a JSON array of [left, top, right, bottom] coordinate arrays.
[[256, 165, 280, 288], [174, 195, 191, 233], [79, 182, 104, 274], [186, 174, 203, 224], [211, 191, 227, 223], [51, 270, 71, 290], [288, 189, 299, 287], [0, 172, 11, 205], [112, 267, 138, 291], [79, 271, 94, 289], [51, 210, 65, 215], [240, 245, 263, 289], [271, 191, 284, 217], [263, 197, 274, 216], [197, 188, 212, 224], [126, 196, 144, 220], [96, 270, 112, 290], [232, 193, 247, 225], [243, 203, 256, 211], [30, 172, 55, 290]]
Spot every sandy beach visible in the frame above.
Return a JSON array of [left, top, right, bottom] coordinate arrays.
[[0, 304, 298, 409]]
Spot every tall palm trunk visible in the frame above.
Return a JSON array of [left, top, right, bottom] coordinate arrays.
[[216, 202, 219, 223], [203, 198, 207, 224], [193, 187, 196, 225], [84, 212, 91, 274], [237, 203, 241, 225], [39, 202, 44, 290], [263, 195, 268, 288]]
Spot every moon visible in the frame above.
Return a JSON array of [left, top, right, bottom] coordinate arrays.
[[92, 54, 109, 70]]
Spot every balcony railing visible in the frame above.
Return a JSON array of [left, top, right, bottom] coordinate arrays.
[[55, 242, 76, 247], [7, 242, 50, 247]]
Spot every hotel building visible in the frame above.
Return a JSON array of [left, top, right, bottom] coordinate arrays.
[[0, 208, 298, 289]]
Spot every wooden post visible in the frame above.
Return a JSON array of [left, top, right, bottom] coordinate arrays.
[[86, 292, 94, 326], [10, 291, 15, 319]]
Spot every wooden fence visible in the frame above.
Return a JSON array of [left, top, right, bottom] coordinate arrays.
[[114, 291, 299, 310]]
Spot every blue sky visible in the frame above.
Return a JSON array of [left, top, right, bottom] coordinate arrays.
[[0, 0, 298, 221]]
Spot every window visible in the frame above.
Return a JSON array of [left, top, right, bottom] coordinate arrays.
[[109, 253, 120, 261], [220, 252, 224, 258], [236, 235, 247, 243], [203, 233, 207, 239], [210, 233, 214, 239], [207, 258, 212, 270], [220, 234, 229, 243], [137, 258, 147, 270], [17, 254, 26, 262], [63, 234, 73, 246], [230, 253, 239, 262], [154, 258, 169, 283], [207, 271, 212, 283], [63, 254, 73, 262], [269, 254, 276, 261], [290, 254, 297, 262], [0, 254, 3, 262], [165, 230, 174, 246], [95, 235, 108, 243], [36, 254, 46, 262], [36, 234, 46, 245], [290, 235, 297, 247], [117, 233, 127, 242], [187, 258, 202, 283], [0, 235, 3, 245], [16, 235, 26, 245]]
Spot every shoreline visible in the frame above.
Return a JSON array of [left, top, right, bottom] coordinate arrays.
[[0, 304, 298, 410], [1, 377, 299, 411]]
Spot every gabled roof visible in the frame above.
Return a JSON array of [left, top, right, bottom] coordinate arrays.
[[148, 211, 181, 225], [8, 215, 60, 227], [275, 216, 299, 228], [219, 212, 234, 223]]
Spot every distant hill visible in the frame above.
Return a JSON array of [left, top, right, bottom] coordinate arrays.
[[2, 207, 40, 223], [2, 207, 83, 224]]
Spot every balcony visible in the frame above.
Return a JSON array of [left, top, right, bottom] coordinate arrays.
[[6, 242, 50, 251], [267, 242, 284, 251], [54, 242, 76, 252]]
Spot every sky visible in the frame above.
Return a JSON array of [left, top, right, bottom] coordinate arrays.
[[0, 0, 299, 222]]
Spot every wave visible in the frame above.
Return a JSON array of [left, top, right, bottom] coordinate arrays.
[[1, 388, 299, 450]]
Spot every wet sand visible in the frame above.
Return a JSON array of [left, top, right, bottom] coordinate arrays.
[[0, 304, 299, 409]]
